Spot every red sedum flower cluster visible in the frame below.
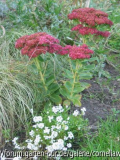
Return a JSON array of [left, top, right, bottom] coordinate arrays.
[[71, 24, 110, 37], [68, 8, 113, 37], [15, 32, 94, 59], [15, 32, 61, 58], [68, 44, 94, 59]]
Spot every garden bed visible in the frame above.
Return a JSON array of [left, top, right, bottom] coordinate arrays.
[[1, 61, 120, 151], [0, 0, 120, 159]]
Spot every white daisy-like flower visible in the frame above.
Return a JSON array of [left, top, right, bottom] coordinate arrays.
[[34, 135, 41, 145], [62, 120, 68, 124], [14, 145, 21, 150], [58, 104, 64, 112], [12, 138, 22, 150], [33, 124, 37, 128], [68, 131, 74, 139], [52, 106, 58, 114], [37, 123, 44, 129], [58, 139, 64, 150], [51, 131, 58, 138], [52, 139, 64, 150], [81, 107, 86, 115], [46, 145, 54, 153], [52, 105, 64, 114], [58, 139, 64, 144], [64, 125, 69, 130], [48, 116, 53, 123], [52, 142, 60, 150], [56, 116, 63, 122], [33, 116, 42, 123], [73, 110, 79, 116], [51, 125, 56, 131], [29, 130, 34, 137], [67, 143, 72, 148], [44, 127, 50, 134], [27, 143, 36, 150], [12, 137, 19, 144]]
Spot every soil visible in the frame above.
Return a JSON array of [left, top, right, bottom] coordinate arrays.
[[80, 63, 120, 126]]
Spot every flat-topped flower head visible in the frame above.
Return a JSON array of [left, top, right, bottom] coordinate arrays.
[[15, 32, 61, 58], [68, 8, 113, 38], [68, 8, 113, 27], [69, 44, 94, 60]]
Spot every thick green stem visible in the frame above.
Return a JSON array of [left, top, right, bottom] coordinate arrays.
[[70, 60, 78, 97], [34, 57, 47, 91], [83, 37, 86, 44], [69, 59, 74, 75]]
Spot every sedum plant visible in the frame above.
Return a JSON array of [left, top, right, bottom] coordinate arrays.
[[68, 8, 113, 40], [68, 7, 113, 78], [15, 32, 94, 107], [67, 7, 113, 52]]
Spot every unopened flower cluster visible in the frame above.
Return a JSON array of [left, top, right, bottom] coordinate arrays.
[[68, 8, 113, 37], [15, 32, 93, 59], [12, 105, 86, 155]]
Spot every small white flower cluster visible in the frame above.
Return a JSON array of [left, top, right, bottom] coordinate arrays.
[[33, 116, 42, 123], [48, 116, 53, 123], [81, 107, 86, 115], [27, 106, 73, 152], [73, 110, 79, 116], [52, 104, 64, 114], [73, 107, 86, 117], [45, 124, 74, 153], [12, 137, 24, 150], [12, 105, 86, 157]]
